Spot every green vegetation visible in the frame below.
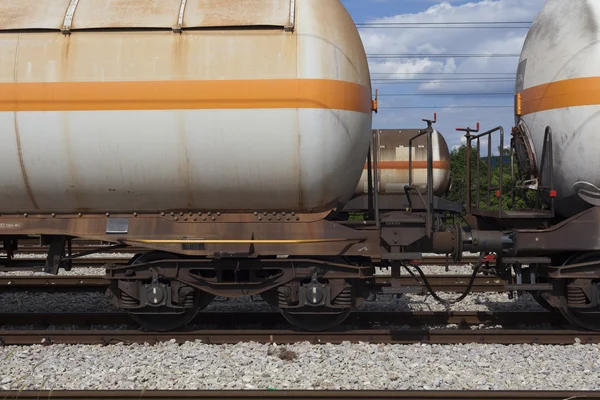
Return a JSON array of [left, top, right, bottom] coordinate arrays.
[[447, 145, 538, 211]]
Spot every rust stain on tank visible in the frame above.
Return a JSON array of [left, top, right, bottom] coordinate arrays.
[[187, 0, 289, 27], [13, 113, 39, 210], [0, 0, 72, 30], [12, 33, 39, 210], [72, 0, 180, 29], [173, 35, 195, 208], [60, 36, 82, 209]]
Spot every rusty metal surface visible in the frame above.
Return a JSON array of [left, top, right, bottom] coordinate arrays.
[[72, 0, 181, 29], [0, 213, 381, 258], [0, 0, 71, 30], [514, 206, 600, 255], [184, 0, 292, 28]]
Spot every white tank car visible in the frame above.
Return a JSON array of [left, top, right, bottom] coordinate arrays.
[[0, 0, 372, 214], [515, 0, 600, 216], [354, 129, 451, 198]]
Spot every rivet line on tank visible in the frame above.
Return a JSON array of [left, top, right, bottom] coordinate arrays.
[[133, 212, 138, 217], [179, 212, 184, 216], [184, 217, 188, 221], [51, 213, 56, 218], [254, 212, 258, 216], [277, 216, 281, 221], [106, 213, 110, 217], [198, 212, 202, 216], [78, 213, 82, 218], [174, 217, 179, 221], [207, 212, 212, 216], [202, 217, 206, 221], [263, 212, 267, 216], [291, 212, 296, 216], [170, 212, 175, 216], [160, 212, 165, 216], [193, 217, 197, 222], [188, 212, 193, 216], [211, 217, 215, 221], [268, 217, 272, 221], [24, 213, 28, 218], [258, 216, 262, 221], [217, 212, 221, 216], [296, 217, 300, 221], [282, 212, 286, 216]]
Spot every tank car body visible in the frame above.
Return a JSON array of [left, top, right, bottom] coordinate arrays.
[[354, 129, 451, 198], [0, 0, 372, 215], [515, 0, 600, 217]]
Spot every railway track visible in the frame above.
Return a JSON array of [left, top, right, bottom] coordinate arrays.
[[0, 274, 507, 293], [1, 391, 599, 400], [0, 327, 591, 346], [0, 311, 560, 328]]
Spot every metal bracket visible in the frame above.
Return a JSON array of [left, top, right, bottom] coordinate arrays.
[[284, 0, 296, 32], [61, 0, 81, 35], [173, 0, 188, 33]]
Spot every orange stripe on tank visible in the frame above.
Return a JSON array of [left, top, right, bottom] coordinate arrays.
[[364, 161, 450, 170], [519, 77, 600, 115], [0, 79, 372, 114]]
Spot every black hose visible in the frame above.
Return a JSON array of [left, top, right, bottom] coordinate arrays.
[[404, 253, 484, 305]]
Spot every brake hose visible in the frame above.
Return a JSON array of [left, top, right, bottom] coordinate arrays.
[[404, 253, 484, 305]]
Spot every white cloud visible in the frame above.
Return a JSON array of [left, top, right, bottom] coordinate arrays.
[[359, 0, 545, 152]]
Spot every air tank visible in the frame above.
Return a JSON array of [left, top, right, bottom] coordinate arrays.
[[515, 0, 600, 216], [0, 0, 373, 214]]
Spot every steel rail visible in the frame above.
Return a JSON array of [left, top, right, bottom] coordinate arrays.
[[0, 328, 593, 346], [1, 391, 599, 400], [0, 311, 559, 328], [0, 275, 507, 293]]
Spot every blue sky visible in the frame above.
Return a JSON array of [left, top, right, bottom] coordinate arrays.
[[339, 0, 546, 151]]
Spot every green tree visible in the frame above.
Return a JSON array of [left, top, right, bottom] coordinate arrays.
[[447, 144, 537, 211]]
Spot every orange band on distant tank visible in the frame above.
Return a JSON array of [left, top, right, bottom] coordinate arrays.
[[0, 79, 372, 114], [519, 77, 600, 115], [364, 161, 450, 170]]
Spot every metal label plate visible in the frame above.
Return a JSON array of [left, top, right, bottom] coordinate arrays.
[[106, 218, 129, 234]]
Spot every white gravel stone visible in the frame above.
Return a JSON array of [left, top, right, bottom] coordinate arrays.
[[0, 341, 598, 391]]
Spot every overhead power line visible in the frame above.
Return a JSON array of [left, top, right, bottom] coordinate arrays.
[[378, 93, 513, 96], [379, 105, 513, 109], [356, 21, 532, 29], [370, 72, 515, 76], [372, 80, 515, 85], [357, 21, 532, 25], [367, 54, 520, 59], [372, 78, 514, 81]]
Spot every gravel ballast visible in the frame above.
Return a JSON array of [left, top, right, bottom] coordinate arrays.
[[0, 341, 598, 391]]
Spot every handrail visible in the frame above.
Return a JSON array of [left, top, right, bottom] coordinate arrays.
[[461, 125, 504, 216], [536, 126, 555, 216], [407, 114, 437, 238]]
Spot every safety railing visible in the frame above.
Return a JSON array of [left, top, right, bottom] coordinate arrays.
[[458, 124, 505, 217]]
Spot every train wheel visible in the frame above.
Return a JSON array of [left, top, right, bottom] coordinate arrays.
[[129, 290, 214, 332], [556, 252, 600, 331], [280, 307, 352, 332], [125, 252, 215, 332]]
